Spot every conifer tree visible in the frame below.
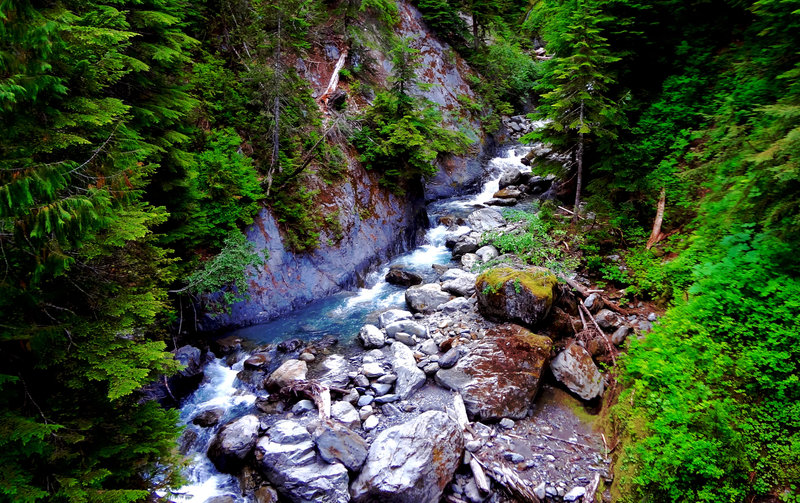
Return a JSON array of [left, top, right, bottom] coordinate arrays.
[[522, 0, 621, 221]]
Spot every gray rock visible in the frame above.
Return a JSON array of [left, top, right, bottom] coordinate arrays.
[[376, 374, 397, 384], [504, 452, 524, 463], [467, 208, 506, 232], [391, 342, 426, 400], [405, 284, 451, 313], [385, 320, 426, 338], [583, 292, 603, 312], [351, 411, 464, 503], [256, 421, 349, 503], [354, 374, 370, 387], [452, 235, 480, 256], [331, 401, 360, 429], [475, 245, 499, 263], [441, 297, 472, 313], [204, 496, 235, 503], [461, 253, 479, 269], [175, 345, 203, 377], [362, 362, 385, 378], [647, 312, 658, 322], [550, 343, 605, 400], [319, 354, 351, 388], [363, 415, 379, 431], [265, 359, 308, 392], [357, 395, 374, 407], [419, 339, 439, 355], [499, 418, 515, 429], [192, 407, 225, 428], [311, 421, 368, 472], [441, 272, 477, 297], [534, 482, 546, 500], [475, 267, 557, 327], [207, 414, 260, 473], [394, 332, 416, 346], [611, 325, 629, 345], [499, 167, 526, 189], [379, 309, 414, 328], [440, 268, 471, 282], [438, 347, 462, 369], [373, 394, 400, 404], [359, 324, 385, 349], [385, 268, 423, 287], [359, 405, 374, 421], [423, 362, 440, 375], [465, 440, 482, 452], [291, 400, 315, 415], [371, 382, 393, 396], [594, 309, 620, 329], [564, 486, 587, 501]]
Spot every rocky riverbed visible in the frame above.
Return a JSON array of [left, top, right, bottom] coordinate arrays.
[[168, 145, 658, 503]]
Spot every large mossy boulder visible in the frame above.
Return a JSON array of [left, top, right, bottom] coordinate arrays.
[[476, 267, 557, 327]]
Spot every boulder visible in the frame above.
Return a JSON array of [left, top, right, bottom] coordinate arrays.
[[351, 411, 464, 503], [550, 343, 604, 400], [384, 320, 426, 338], [452, 235, 480, 257], [255, 421, 349, 503], [265, 359, 308, 391], [385, 268, 423, 287], [499, 167, 526, 189], [467, 208, 506, 232], [244, 352, 273, 370], [435, 324, 552, 421], [175, 345, 203, 377], [493, 188, 522, 199], [310, 421, 368, 472], [405, 284, 451, 313], [359, 325, 385, 349], [319, 354, 351, 388], [475, 245, 499, 263], [611, 325, 630, 345], [379, 309, 413, 328], [594, 309, 620, 330], [461, 253, 479, 269], [441, 270, 477, 297], [192, 407, 225, 428], [476, 267, 557, 327], [207, 415, 260, 473], [391, 342, 426, 400]]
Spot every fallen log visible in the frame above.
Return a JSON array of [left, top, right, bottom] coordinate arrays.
[[558, 273, 632, 316]]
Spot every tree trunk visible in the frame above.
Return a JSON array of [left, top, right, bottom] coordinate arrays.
[[472, 12, 479, 51], [267, 14, 282, 196], [646, 187, 667, 249], [573, 100, 585, 223]]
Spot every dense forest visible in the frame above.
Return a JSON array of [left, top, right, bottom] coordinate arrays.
[[1, 0, 798, 500]]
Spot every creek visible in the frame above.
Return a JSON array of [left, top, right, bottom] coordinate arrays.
[[169, 145, 608, 503]]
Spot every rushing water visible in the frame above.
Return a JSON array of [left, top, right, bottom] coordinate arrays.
[[171, 145, 534, 502]]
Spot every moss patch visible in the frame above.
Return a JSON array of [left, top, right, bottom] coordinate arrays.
[[477, 266, 557, 301]]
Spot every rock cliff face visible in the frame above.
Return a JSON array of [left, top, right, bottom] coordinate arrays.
[[208, 1, 495, 329]]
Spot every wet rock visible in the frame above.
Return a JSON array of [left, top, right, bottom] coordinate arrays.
[[277, 338, 304, 353], [391, 342, 426, 400], [405, 284, 451, 313], [254, 485, 279, 503], [351, 411, 464, 503], [435, 324, 552, 421], [475, 245, 499, 263], [310, 421, 368, 471], [385, 267, 423, 287], [493, 188, 522, 199], [298, 352, 315, 362], [175, 345, 203, 377], [205, 496, 235, 503], [594, 309, 620, 329], [379, 309, 414, 328], [256, 420, 349, 503], [550, 343, 604, 400], [467, 208, 506, 232], [207, 414, 260, 473], [244, 352, 272, 370], [178, 429, 198, 455], [192, 407, 225, 428], [611, 325, 630, 345], [385, 319, 426, 338], [331, 401, 360, 429], [265, 359, 308, 392], [476, 267, 557, 327], [359, 324, 385, 349], [499, 167, 526, 189], [441, 270, 477, 297]]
